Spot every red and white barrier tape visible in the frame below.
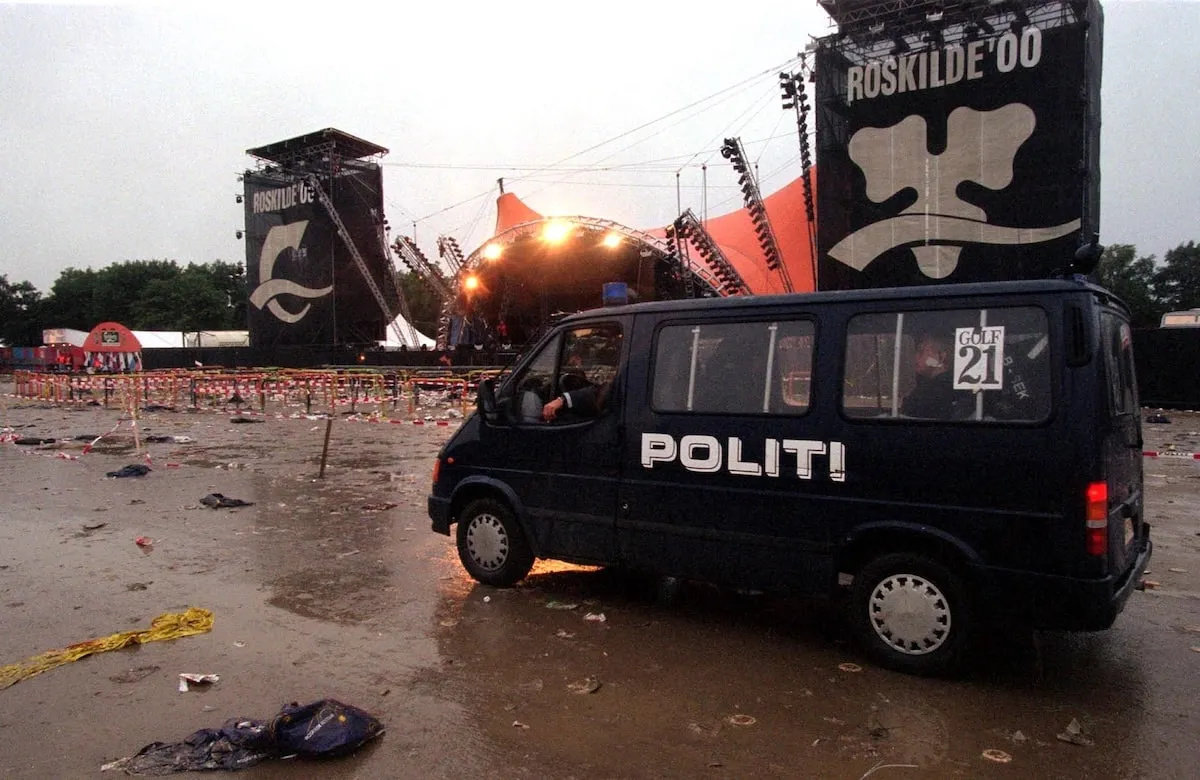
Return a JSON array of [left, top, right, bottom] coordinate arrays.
[[1143, 450, 1200, 459]]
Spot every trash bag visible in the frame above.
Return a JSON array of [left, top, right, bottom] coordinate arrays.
[[229, 417, 263, 424], [268, 699, 385, 757], [107, 464, 152, 478], [144, 435, 173, 443], [105, 719, 273, 775], [104, 700, 382, 775], [199, 493, 255, 509]]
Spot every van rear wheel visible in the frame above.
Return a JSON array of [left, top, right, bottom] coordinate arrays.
[[850, 552, 972, 676], [456, 498, 534, 587]]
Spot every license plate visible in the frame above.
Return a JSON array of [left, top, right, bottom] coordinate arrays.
[[1124, 517, 1135, 547]]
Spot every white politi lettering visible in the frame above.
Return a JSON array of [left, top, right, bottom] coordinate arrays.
[[728, 437, 763, 476], [764, 438, 780, 478], [680, 435, 722, 473], [639, 434, 847, 482], [641, 432, 677, 468], [782, 439, 827, 480]]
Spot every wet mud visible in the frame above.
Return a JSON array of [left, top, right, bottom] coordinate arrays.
[[1, 392, 1198, 779]]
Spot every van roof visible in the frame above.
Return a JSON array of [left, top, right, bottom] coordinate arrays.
[[562, 278, 1121, 324]]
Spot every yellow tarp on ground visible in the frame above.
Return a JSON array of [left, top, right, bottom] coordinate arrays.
[[0, 607, 213, 691]]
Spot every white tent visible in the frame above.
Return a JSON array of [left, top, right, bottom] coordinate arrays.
[[380, 314, 435, 349]]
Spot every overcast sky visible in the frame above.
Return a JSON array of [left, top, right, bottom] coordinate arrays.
[[1, 0, 1197, 292]]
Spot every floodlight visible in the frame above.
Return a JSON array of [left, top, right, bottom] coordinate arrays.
[[482, 243, 503, 260], [542, 220, 572, 243], [602, 232, 622, 249], [463, 275, 480, 291]]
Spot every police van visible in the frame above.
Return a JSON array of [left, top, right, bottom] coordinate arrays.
[[427, 278, 1152, 674]]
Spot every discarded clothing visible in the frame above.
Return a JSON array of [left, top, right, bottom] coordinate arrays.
[[0, 608, 213, 691], [142, 404, 174, 412], [229, 417, 263, 424], [143, 435, 173, 443], [199, 493, 255, 509], [1146, 413, 1171, 424], [107, 464, 152, 478], [13, 436, 57, 445], [102, 699, 384, 775]]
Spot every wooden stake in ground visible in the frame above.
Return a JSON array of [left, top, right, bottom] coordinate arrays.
[[318, 417, 334, 479]]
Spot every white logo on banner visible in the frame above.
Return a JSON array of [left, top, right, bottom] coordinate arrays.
[[248, 221, 333, 324], [828, 104, 1081, 278]]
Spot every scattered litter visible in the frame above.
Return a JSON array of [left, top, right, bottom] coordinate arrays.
[[129, 499, 145, 505], [838, 662, 863, 673], [1141, 580, 1161, 590], [199, 493, 255, 509], [178, 673, 220, 692], [545, 600, 579, 610], [107, 464, 151, 478], [13, 436, 57, 445], [584, 612, 607, 623], [1056, 718, 1094, 747], [726, 714, 757, 727], [512, 721, 530, 729], [982, 749, 1013, 763], [233, 641, 246, 648], [336, 550, 362, 559], [1169, 567, 1186, 573], [0, 608, 213, 691], [109, 665, 160, 684], [483, 596, 491, 603], [1191, 647, 1200, 653], [555, 629, 576, 639], [229, 416, 263, 424], [1011, 730, 1027, 743], [439, 619, 459, 628], [82, 522, 107, 531], [102, 699, 383, 774], [1146, 413, 1171, 424], [142, 404, 173, 412], [172, 436, 194, 443], [126, 583, 150, 592], [361, 502, 398, 511], [567, 677, 602, 695], [143, 435, 172, 443], [135, 536, 154, 548]]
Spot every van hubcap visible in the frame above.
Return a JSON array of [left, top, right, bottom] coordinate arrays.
[[466, 513, 509, 572], [867, 574, 951, 656]]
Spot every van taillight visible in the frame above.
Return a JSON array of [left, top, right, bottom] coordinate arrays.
[[1086, 481, 1108, 556], [431, 458, 441, 487]]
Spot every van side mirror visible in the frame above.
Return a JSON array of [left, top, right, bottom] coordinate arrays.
[[1071, 241, 1103, 276], [477, 378, 500, 422]]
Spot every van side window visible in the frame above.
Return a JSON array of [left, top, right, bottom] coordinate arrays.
[[651, 320, 814, 414], [843, 307, 1051, 423], [1101, 313, 1138, 416]]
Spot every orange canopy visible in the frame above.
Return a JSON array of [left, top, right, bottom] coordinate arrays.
[[84, 322, 142, 352]]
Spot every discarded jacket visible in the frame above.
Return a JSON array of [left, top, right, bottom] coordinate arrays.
[[107, 464, 152, 478], [199, 493, 254, 509], [103, 699, 384, 775], [229, 417, 263, 424], [14, 436, 57, 445]]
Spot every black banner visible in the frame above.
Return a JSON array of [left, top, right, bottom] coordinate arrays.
[[815, 3, 1103, 290], [243, 165, 391, 347]]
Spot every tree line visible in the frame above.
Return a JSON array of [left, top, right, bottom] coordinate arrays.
[[2, 242, 1198, 347]]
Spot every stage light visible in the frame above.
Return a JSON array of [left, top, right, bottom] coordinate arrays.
[[602, 232, 622, 248], [463, 274, 480, 291], [482, 243, 503, 260], [542, 220, 572, 243]]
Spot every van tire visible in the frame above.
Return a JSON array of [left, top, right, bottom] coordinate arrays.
[[850, 553, 972, 676], [456, 498, 534, 587]]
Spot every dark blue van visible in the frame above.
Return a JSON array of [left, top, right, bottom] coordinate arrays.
[[428, 278, 1152, 674]]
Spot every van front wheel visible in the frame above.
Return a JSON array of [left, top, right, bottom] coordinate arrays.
[[850, 553, 972, 676], [456, 498, 534, 587]]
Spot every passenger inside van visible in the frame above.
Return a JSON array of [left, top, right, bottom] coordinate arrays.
[[901, 333, 968, 419]]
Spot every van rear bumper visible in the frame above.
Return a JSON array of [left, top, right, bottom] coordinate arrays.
[[976, 529, 1153, 631], [428, 496, 452, 536]]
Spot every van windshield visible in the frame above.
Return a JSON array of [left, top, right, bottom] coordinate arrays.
[[843, 306, 1051, 423]]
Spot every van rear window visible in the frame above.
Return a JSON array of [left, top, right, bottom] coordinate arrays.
[[843, 306, 1051, 423], [1101, 313, 1138, 416], [652, 320, 815, 415]]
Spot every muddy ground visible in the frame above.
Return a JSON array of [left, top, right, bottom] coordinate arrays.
[[0, 386, 1197, 779]]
